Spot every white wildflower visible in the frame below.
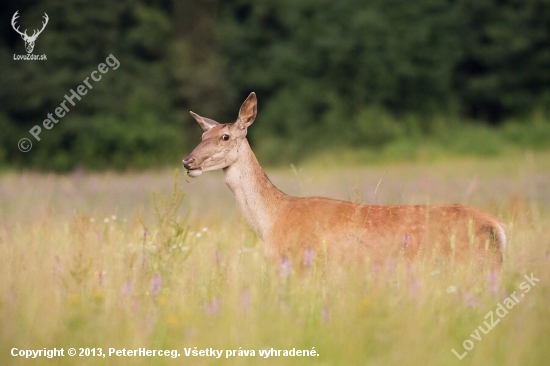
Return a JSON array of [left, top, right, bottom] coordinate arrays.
[[446, 285, 457, 293]]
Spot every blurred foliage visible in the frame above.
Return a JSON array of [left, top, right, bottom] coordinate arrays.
[[1, 0, 550, 170]]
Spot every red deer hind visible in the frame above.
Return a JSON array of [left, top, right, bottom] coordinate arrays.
[[183, 93, 506, 267]]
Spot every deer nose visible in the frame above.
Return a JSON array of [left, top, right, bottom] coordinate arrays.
[[183, 156, 195, 170]]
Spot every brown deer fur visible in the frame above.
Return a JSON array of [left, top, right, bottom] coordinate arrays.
[[183, 93, 506, 267]]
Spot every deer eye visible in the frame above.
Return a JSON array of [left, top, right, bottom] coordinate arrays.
[[221, 134, 230, 141]]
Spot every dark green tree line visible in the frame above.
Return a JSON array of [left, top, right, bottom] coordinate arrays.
[[1, 0, 549, 170]]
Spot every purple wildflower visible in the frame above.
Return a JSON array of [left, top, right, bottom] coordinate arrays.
[[279, 256, 292, 278], [403, 233, 410, 248], [205, 298, 222, 316], [151, 273, 161, 296], [7, 289, 16, 306], [53, 255, 63, 276], [303, 248, 315, 267], [488, 269, 499, 295], [121, 279, 133, 296], [240, 288, 251, 311], [464, 290, 476, 308], [98, 271, 104, 286], [386, 257, 395, 274], [409, 279, 422, 297], [322, 307, 331, 323]]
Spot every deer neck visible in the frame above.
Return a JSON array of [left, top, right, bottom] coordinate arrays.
[[223, 139, 291, 240]]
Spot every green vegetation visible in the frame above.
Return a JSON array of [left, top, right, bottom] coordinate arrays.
[[257, 111, 550, 167], [1, 0, 550, 171], [1, 155, 549, 365], [3, 2, 549, 362]]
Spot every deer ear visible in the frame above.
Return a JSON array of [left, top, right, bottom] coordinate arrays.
[[236, 92, 257, 130], [190, 111, 219, 132]]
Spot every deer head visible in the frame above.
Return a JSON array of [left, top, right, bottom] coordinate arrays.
[[183, 92, 257, 177], [12, 11, 49, 54]]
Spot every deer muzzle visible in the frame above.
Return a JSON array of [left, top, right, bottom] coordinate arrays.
[[183, 156, 203, 177]]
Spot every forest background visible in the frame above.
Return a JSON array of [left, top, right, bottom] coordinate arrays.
[[1, 0, 550, 171]]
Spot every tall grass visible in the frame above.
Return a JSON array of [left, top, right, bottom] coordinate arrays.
[[0, 153, 549, 365]]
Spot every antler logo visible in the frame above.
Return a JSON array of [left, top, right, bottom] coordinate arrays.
[[11, 10, 49, 54]]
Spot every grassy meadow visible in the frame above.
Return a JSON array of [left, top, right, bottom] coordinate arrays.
[[1, 152, 549, 365]]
